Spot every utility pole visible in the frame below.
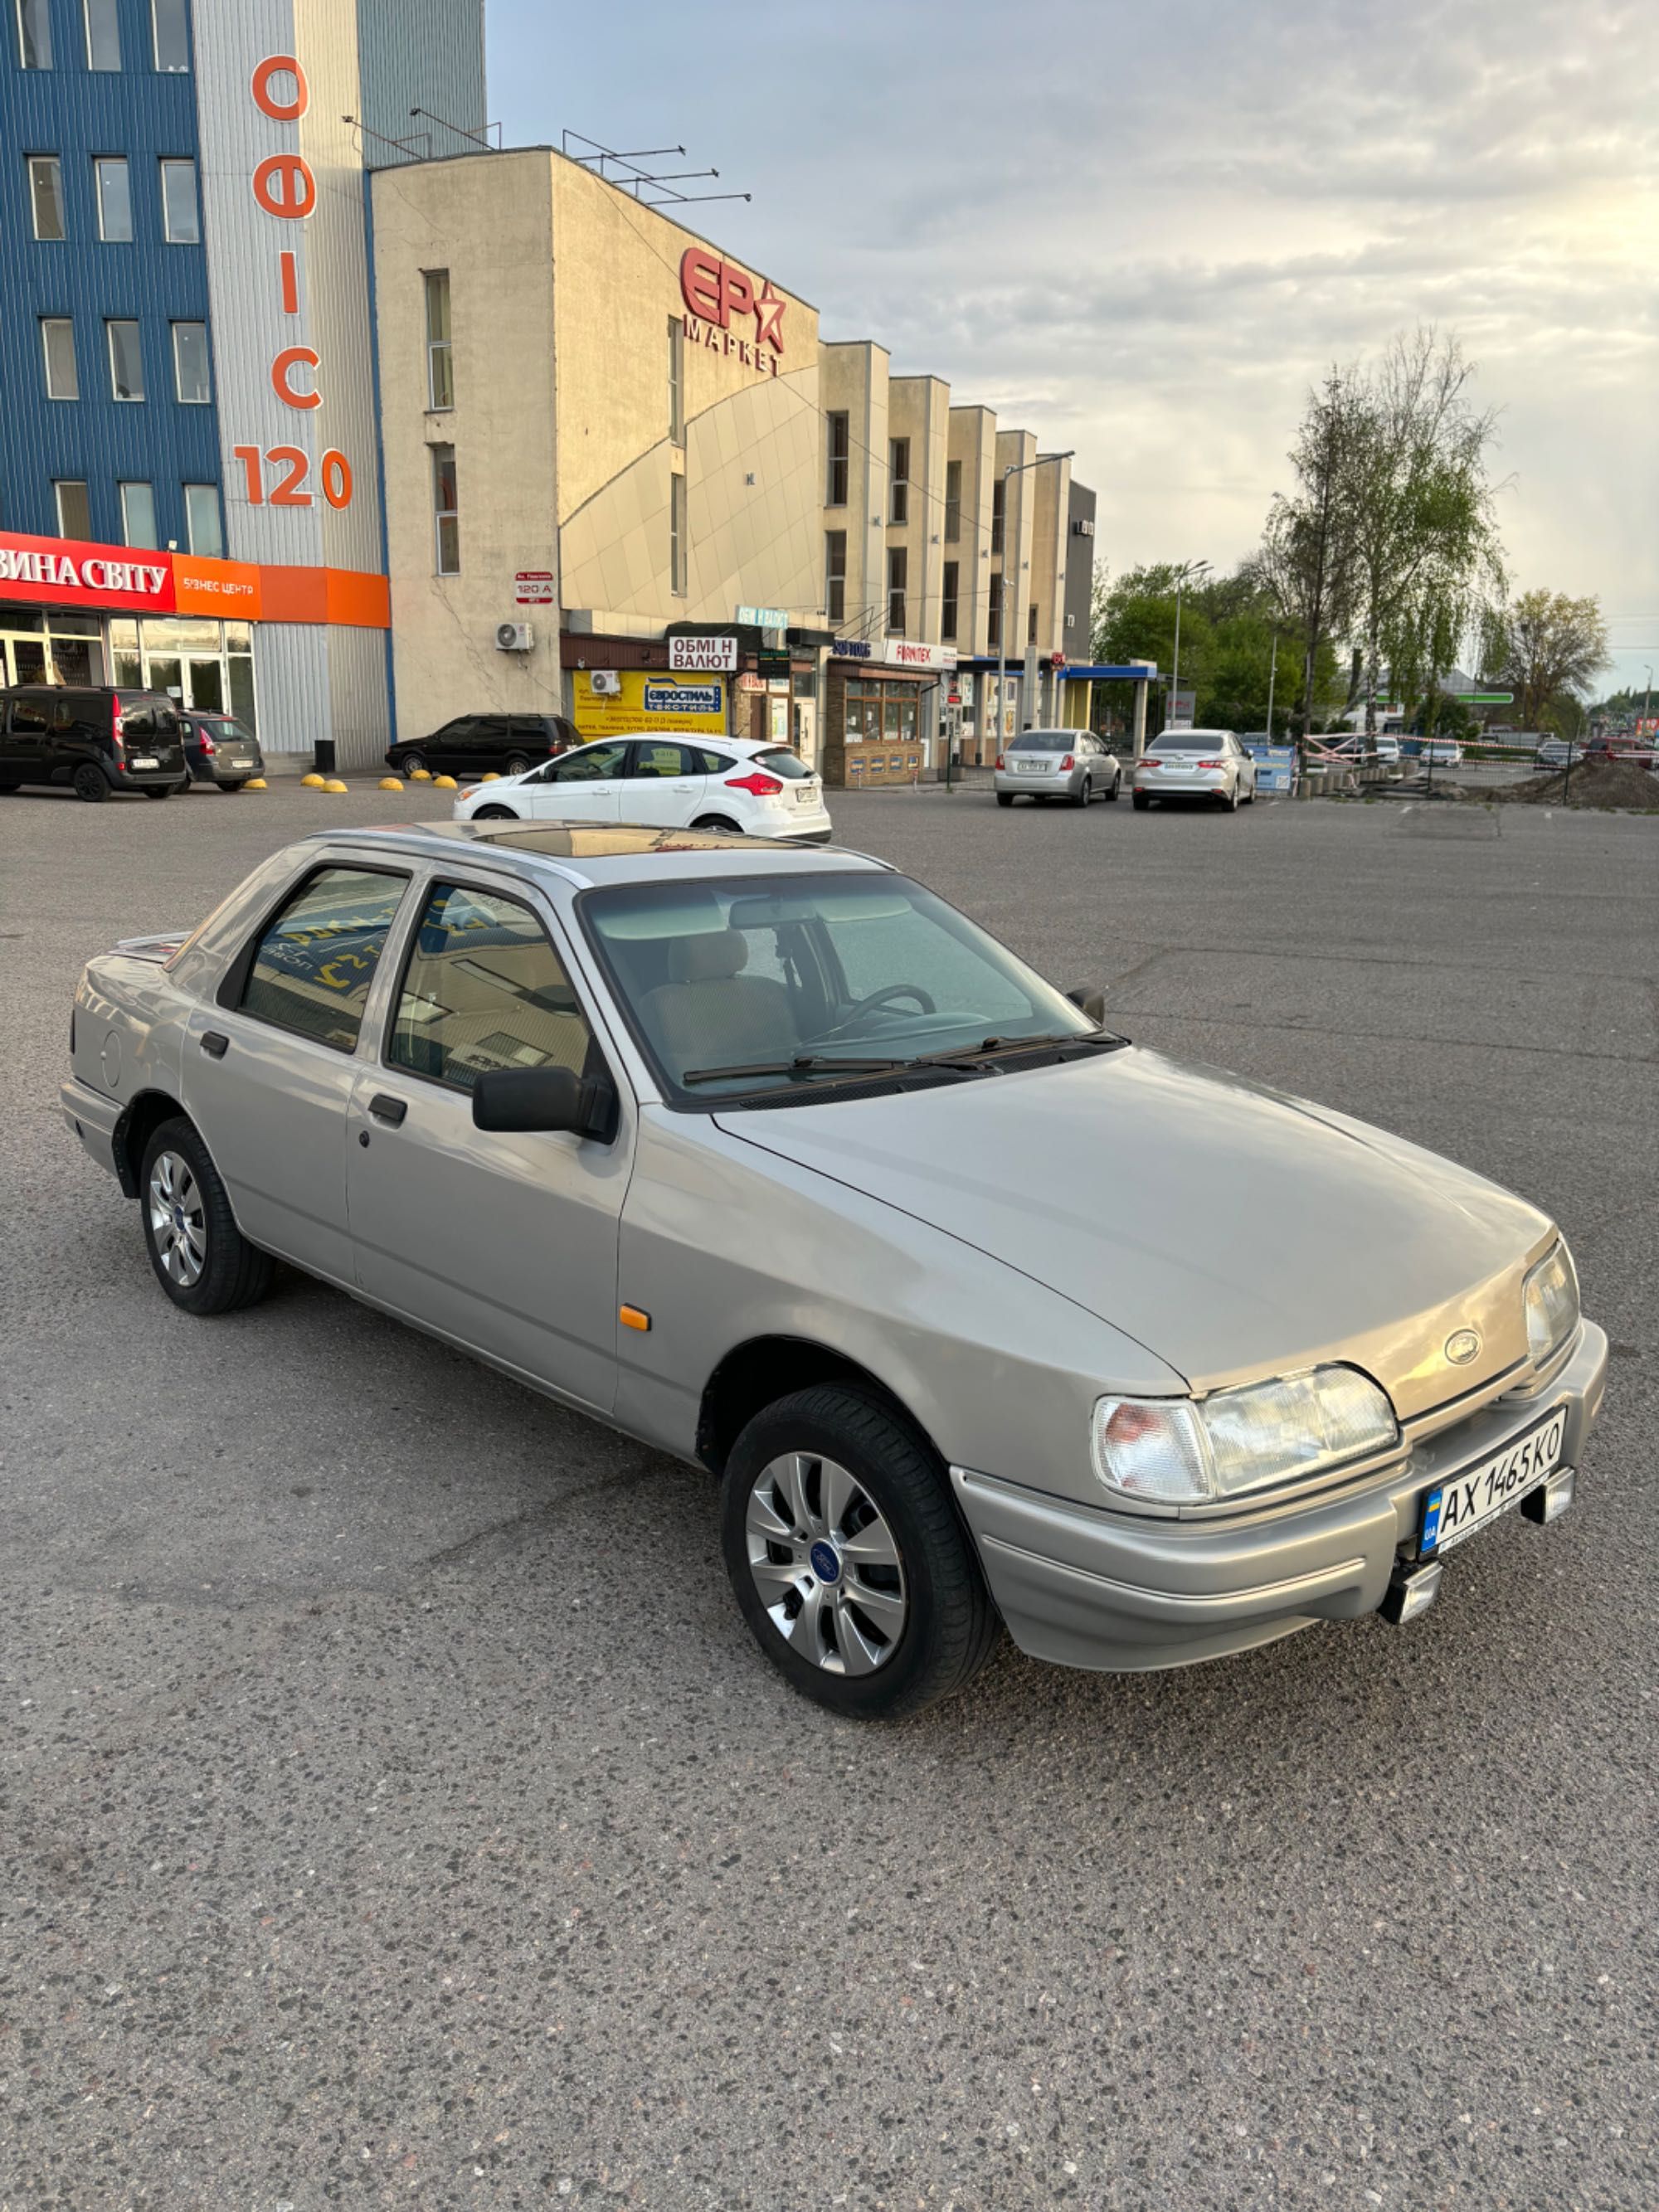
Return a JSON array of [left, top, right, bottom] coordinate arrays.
[[1266, 629, 1278, 740], [995, 450, 1073, 753]]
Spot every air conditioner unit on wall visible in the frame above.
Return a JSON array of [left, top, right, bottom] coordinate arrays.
[[587, 668, 622, 696], [495, 620, 533, 652]]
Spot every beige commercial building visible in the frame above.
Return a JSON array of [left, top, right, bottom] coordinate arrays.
[[371, 146, 1091, 784]]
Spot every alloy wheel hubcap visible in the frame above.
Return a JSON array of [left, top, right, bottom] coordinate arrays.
[[745, 1452, 907, 1675], [148, 1151, 207, 1286]]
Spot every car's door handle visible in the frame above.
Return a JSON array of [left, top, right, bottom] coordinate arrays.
[[201, 1031, 228, 1058], [367, 1093, 407, 1125], [672, 781, 696, 790]]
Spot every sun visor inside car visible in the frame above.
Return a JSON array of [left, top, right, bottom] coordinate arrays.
[[726, 889, 914, 930]]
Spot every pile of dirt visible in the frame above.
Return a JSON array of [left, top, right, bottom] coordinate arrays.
[[1487, 758, 1659, 810]]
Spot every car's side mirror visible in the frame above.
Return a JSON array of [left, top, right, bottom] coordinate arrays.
[[1065, 984, 1107, 1025], [472, 1065, 615, 1140]]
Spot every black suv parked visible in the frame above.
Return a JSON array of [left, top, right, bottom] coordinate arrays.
[[0, 687, 188, 802], [177, 710, 264, 792], [386, 712, 579, 779]]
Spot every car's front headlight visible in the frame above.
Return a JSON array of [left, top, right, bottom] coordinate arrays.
[[1523, 1241, 1579, 1365], [1092, 1364, 1399, 1510]]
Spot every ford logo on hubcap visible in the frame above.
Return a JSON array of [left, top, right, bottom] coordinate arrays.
[[809, 1540, 841, 1583], [1445, 1329, 1481, 1365]]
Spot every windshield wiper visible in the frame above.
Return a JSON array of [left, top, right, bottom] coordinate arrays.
[[682, 1054, 908, 1087], [904, 1030, 1126, 1071]]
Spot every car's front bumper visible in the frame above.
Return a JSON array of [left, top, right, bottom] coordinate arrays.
[[951, 1319, 1609, 1673]]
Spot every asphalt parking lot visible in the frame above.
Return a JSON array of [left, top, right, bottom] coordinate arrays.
[[4, 778, 1657, 2210]]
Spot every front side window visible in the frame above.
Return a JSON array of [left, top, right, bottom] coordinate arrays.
[[581, 873, 1094, 1104], [16, 0, 51, 66], [108, 318, 144, 400], [550, 741, 629, 783], [886, 547, 907, 636], [389, 882, 596, 1091], [432, 444, 459, 573], [825, 530, 846, 625], [55, 481, 91, 538], [173, 320, 210, 402], [240, 868, 406, 1053], [95, 158, 132, 241], [120, 481, 158, 547], [29, 156, 66, 240], [669, 471, 687, 596], [424, 270, 453, 408], [826, 411, 849, 506], [151, 0, 187, 70], [941, 560, 959, 642], [161, 159, 199, 243], [184, 484, 222, 557], [41, 317, 79, 400], [888, 437, 909, 525], [85, 0, 120, 67]]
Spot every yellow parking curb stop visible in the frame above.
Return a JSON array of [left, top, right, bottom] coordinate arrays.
[[431, 774, 459, 790], [378, 776, 404, 790], [245, 777, 268, 790], [299, 772, 326, 788], [324, 778, 349, 793]]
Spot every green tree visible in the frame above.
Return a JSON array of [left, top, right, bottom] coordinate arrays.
[[1255, 366, 1365, 736], [1483, 589, 1610, 727]]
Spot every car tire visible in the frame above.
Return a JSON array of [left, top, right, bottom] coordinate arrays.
[[1103, 771, 1120, 802], [1072, 779, 1090, 808], [1132, 792, 1151, 811], [1243, 781, 1255, 804], [996, 792, 1014, 808], [397, 751, 428, 778], [142, 785, 173, 800], [720, 1384, 1000, 1719], [139, 1117, 275, 1317], [503, 753, 533, 776], [73, 765, 109, 804], [693, 815, 743, 834], [472, 804, 518, 819], [221, 780, 247, 794]]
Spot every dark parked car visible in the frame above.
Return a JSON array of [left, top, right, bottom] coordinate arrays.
[[386, 712, 580, 780], [177, 710, 264, 792], [0, 686, 188, 802]]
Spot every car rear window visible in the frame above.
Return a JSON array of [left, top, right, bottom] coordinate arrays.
[[755, 746, 814, 780], [1149, 737, 1217, 754], [1006, 732, 1068, 752]]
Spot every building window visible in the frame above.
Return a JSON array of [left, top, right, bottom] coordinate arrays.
[[826, 411, 849, 507], [941, 561, 959, 643], [107, 318, 144, 400], [886, 547, 907, 636], [669, 470, 687, 596], [825, 531, 846, 625], [161, 159, 199, 243], [95, 158, 132, 241], [16, 0, 51, 66], [990, 478, 1005, 557], [120, 482, 158, 548], [888, 438, 909, 526], [28, 156, 66, 240], [85, 0, 120, 67], [986, 591, 1001, 652], [150, 0, 187, 70], [1028, 602, 1039, 645], [424, 270, 453, 410], [55, 482, 91, 539], [41, 318, 78, 400], [944, 459, 961, 543], [184, 484, 223, 557], [172, 321, 210, 403], [432, 444, 459, 574], [668, 314, 684, 445], [843, 676, 921, 747]]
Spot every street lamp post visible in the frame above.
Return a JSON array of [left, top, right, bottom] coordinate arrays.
[[1266, 629, 1279, 741], [1168, 558, 1210, 731], [995, 450, 1073, 760]]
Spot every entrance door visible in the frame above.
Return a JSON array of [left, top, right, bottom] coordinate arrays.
[[186, 659, 225, 712]]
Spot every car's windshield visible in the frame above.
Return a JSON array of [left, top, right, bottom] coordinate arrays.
[[580, 872, 1097, 1102], [1007, 732, 1071, 752]]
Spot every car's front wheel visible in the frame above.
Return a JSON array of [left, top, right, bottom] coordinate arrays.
[[140, 1117, 275, 1316], [1103, 770, 1120, 801], [720, 1385, 1000, 1719], [471, 804, 518, 819]]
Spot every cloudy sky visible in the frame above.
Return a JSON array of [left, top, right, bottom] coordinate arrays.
[[489, 0, 1659, 699]]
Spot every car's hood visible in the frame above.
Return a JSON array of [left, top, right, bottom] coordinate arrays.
[[717, 1048, 1554, 1417]]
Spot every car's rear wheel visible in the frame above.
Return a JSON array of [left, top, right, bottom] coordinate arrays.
[[472, 804, 518, 819], [397, 751, 428, 778], [1072, 778, 1090, 808], [503, 752, 533, 776], [74, 765, 109, 804], [142, 785, 172, 800], [221, 780, 246, 794], [139, 1117, 275, 1316], [693, 814, 742, 834], [995, 791, 1014, 807], [1132, 791, 1151, 810], [720, 1385, 1000, 1719]]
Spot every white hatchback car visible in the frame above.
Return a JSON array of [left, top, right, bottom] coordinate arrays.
[[454, 736, 833, 843]]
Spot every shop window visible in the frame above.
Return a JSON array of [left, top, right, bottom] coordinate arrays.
[[941, 562, 959, 644], [944, 459, 961, 543], [120, 482, 158, 548], [173, 321, 210, 403], [55, 481, 91, 540], [28, 156, 66, 240], [669, 471, 688, 596], [16, 0, 51, 66], [432, 445, 460, 574], [888, 438, 909, 525], [825, 531, 846, 625], [95, 158, 132, 241], [161, 159, 199, 244], [41, 318, 78, 401], [424, 270, 453, 409], [150, 0, 187, 71], [107, 318, 144, 401], [184, 484, 222, 558], [84, 0, 119, 68], [668, 314, 684, 445], [826, 411, 849, 507], [886, 547, 907, 637]]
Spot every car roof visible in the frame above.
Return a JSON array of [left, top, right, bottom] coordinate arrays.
[[302, 820, 887, 891], [565, 732, 761, 754]]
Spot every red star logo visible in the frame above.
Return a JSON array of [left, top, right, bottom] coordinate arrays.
[[752, 280, 786, 354]]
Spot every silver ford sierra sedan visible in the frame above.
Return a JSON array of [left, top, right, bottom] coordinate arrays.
[[61, 822, 1607, 1718]]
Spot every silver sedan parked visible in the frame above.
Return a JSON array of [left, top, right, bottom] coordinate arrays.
[[1132, 729, 1258, 810], [62, 824, 1605, 1718], [995, 730, 1121, 807]]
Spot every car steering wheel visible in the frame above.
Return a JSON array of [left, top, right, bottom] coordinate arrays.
[[820, 982, 938, 1038]]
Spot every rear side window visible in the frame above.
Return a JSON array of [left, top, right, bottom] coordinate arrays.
[[240, 868, 406, 1053], [755, 746, 814, 780], [387, 882, 596, 1090]]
